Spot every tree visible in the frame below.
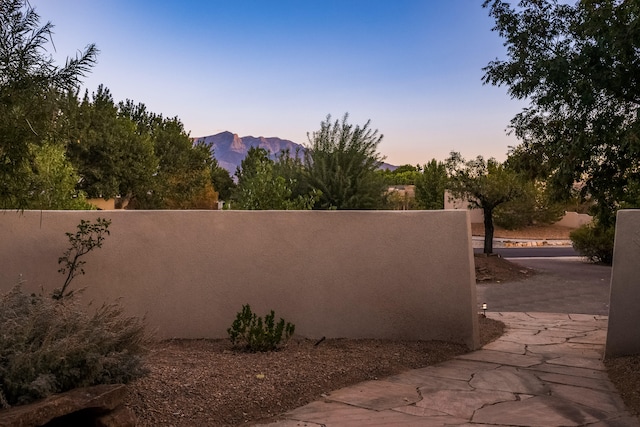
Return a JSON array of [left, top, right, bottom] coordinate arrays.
[[64, 86, 158, 204], [446, 152, 524, 254], [0, 0, 97, 208], [22, 142, 93, 210], [305, 114, 386, 209], [233, 147, 316, 210], [493, 179, 565, 230], [378, 164, 421, 185], [482, 0, 640, 227], [210, 157, 235, 202], [415, 159, 448, 210], [119, 99, 217, 209]]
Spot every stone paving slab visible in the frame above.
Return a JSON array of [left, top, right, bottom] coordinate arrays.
[[469, 366, 549, 395], [281, 400, 440, 426], [323, 380, 420, 411], [456, 349, 543, 367], [535, 371, 619, 392], [258, 312, 640, 427], [472, 395, 601, 426], [481, 339, 526, 354]]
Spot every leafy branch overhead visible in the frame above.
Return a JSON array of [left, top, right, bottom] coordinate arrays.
[[483, 0, 640, 226]]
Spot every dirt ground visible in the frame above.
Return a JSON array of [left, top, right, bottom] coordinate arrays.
[[124, 316, 504, 426], [474, 253, 535, 283]]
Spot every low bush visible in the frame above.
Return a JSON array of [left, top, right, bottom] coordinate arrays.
[[0, 285, 150, 408], [570, 223, 615, 264], [227, 304, 295, 352], [0, 217, 150, 409]]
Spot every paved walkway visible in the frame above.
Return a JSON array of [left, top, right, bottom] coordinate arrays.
[[260, 312, 638, 426], [258, 258, 639, 426]]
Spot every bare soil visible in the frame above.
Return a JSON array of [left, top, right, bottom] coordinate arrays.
[[605, 355, 640, 416], [474, 253, 535, 283], [124, 316, 504, 426]]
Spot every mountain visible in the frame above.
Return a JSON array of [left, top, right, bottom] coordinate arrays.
[[195, 131, 397, 174], [195, 132, 304, 174]]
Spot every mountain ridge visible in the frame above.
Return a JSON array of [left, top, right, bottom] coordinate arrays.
[[195, 131, 396, 174]]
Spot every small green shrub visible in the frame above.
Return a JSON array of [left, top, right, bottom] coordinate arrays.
[[570, 223, 615, 265], [227, 304, 295, 352], [0, 284, 150, 408]]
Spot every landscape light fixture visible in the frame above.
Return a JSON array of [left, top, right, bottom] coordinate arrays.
[[482, 303, 487, 317]]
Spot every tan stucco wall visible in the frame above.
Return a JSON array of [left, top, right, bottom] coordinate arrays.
[[0, 210, 479, 349], [555, 211, 592, 228], [444, 191, 484, 224], [606, 210, 640, 357]]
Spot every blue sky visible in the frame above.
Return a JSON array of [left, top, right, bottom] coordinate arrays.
[[31, 0, 526, 166]]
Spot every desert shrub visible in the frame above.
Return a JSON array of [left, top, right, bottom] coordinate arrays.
[[0, 285, 150, 408], [570, 223, 615, 265], [0, 217, 150, 408], [227, 304, 295, 352]]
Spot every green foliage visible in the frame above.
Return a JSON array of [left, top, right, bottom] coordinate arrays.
[[0, 0, 97, 209], [227, 304, 295, 352], [55, 218, 111, 300], [483, 0, 640, 227], [570, 223, 615, 265], [64, 86, 158, 203], [305, 114, 386, 209], [0, 285, 149, 408], [120, 101, 219, 209], [446, 152, 525, 253], [27, 142, 93, 209], [415, 159, 448, 210], [210, 157, 235, 201], [494, 180, 565, 230], [233, 147, 318, 210], [378, 164, 421, 185]]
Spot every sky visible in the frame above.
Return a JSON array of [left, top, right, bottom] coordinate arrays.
[[30, 0, 528, 166]]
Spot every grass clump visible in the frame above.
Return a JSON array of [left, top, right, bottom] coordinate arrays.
[[228, 304, 295, 352]]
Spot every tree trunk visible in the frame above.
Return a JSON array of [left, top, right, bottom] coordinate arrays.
[[483, 207, 494, 254]]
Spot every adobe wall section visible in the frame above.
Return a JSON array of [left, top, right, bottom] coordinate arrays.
[[0, 210, 479, 349], [606, 210, 640, 357]]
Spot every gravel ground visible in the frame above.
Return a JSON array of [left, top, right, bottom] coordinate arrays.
[[124, 316, 504, 426]]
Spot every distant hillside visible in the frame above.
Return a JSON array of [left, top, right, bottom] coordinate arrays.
[[195, 132, 303, 173], [195, 131, 396, 174]]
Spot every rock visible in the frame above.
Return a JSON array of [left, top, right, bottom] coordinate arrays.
[[0, 384, 134, 427], [95, 406, 137, 427]]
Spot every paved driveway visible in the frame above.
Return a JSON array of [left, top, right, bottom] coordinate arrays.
[[477, 257, 612, 315]]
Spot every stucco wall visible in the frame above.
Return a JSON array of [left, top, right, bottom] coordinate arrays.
[[0, 210, 479, 349], [555, 211, 592, 228], [606, 210, 640, 357]]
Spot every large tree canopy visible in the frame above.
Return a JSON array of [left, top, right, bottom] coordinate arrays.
[[483, 0, 640, 225], [0, 0, 97, 208]]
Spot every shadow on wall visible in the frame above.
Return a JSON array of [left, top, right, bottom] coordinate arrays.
[[0, 210, 480, 349]]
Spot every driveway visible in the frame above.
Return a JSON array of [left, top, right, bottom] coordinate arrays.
[[477, 257, 612, 316]]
